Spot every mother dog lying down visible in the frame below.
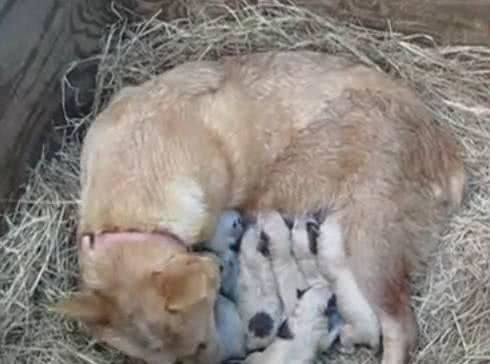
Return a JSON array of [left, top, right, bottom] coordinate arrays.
[[56, 51, 465, 364]]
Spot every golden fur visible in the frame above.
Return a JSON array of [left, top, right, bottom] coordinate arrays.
[[57, 51, 465, 364]]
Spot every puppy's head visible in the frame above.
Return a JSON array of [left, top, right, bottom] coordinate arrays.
[[55, 233, 221, 364]]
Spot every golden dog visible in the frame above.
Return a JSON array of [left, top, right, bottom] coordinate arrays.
[[56, 51, 465, 364]]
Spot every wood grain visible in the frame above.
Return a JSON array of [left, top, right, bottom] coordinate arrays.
[[129, 0, 490, 46], [0, 0, 112, 208], [331, 0, 490, 46]]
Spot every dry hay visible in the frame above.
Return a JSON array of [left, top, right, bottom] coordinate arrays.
[[1, 2, 489, 364]]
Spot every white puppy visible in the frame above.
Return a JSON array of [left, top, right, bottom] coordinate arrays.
[[291, 214, 330, 288], [237, 224, 284, 351], [290, 214, 343, 352], [258, 211, 308, 317], [243, 286, 332, 364], [316, 213, 381, 353]]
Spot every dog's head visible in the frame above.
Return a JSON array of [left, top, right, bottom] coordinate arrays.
[[55, 233, 222, 364]]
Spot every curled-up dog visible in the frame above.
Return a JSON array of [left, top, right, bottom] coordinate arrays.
[[237, 224, 284, 351], [56, 50, 465, 364], [258, 210, 308, 317], [244, 286, 333, 364]]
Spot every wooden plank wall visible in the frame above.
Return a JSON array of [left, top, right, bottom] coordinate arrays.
[[0, 0, 489, 210], [0, 0, 110, 208], [322, 0, 490, 46], [132, 0, 490, 46]]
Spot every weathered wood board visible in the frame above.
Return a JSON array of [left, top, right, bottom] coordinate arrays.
[[322, 0, 490, 46], [0, 0, 489, 211], [131, 0, 490, 46], [0, 0, 109, 209]]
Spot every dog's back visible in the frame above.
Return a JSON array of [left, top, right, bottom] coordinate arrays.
[[79, 51, 431, 242]]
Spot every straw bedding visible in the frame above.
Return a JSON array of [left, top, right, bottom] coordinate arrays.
[[1, 2, 489, 364]]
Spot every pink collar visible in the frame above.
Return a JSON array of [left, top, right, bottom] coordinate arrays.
[[79, 229, 189, 251]]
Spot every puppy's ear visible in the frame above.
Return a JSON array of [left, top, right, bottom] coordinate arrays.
[[152, 256, 219, 313], [51, 291, 112, 325]]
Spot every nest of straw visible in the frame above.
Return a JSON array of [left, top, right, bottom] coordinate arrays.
[[1, 3, 489, 364]]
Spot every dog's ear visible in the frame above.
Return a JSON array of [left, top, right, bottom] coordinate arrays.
[[51, 291, 112, 325], [151, 255, 219, 313]]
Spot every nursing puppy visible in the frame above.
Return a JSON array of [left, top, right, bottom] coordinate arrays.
[[315, 212, 381, 353], [257, 210, 308, 317], [290, 214, 343, 353], [214, 209, 344, 359], [236, 221, 284, 351], [56, 51, 465, 364], [244, 285, 333, 364], [291, 215, 330, 290]]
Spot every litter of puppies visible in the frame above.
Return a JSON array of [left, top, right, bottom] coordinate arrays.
[[198, 209, 347, 363]]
